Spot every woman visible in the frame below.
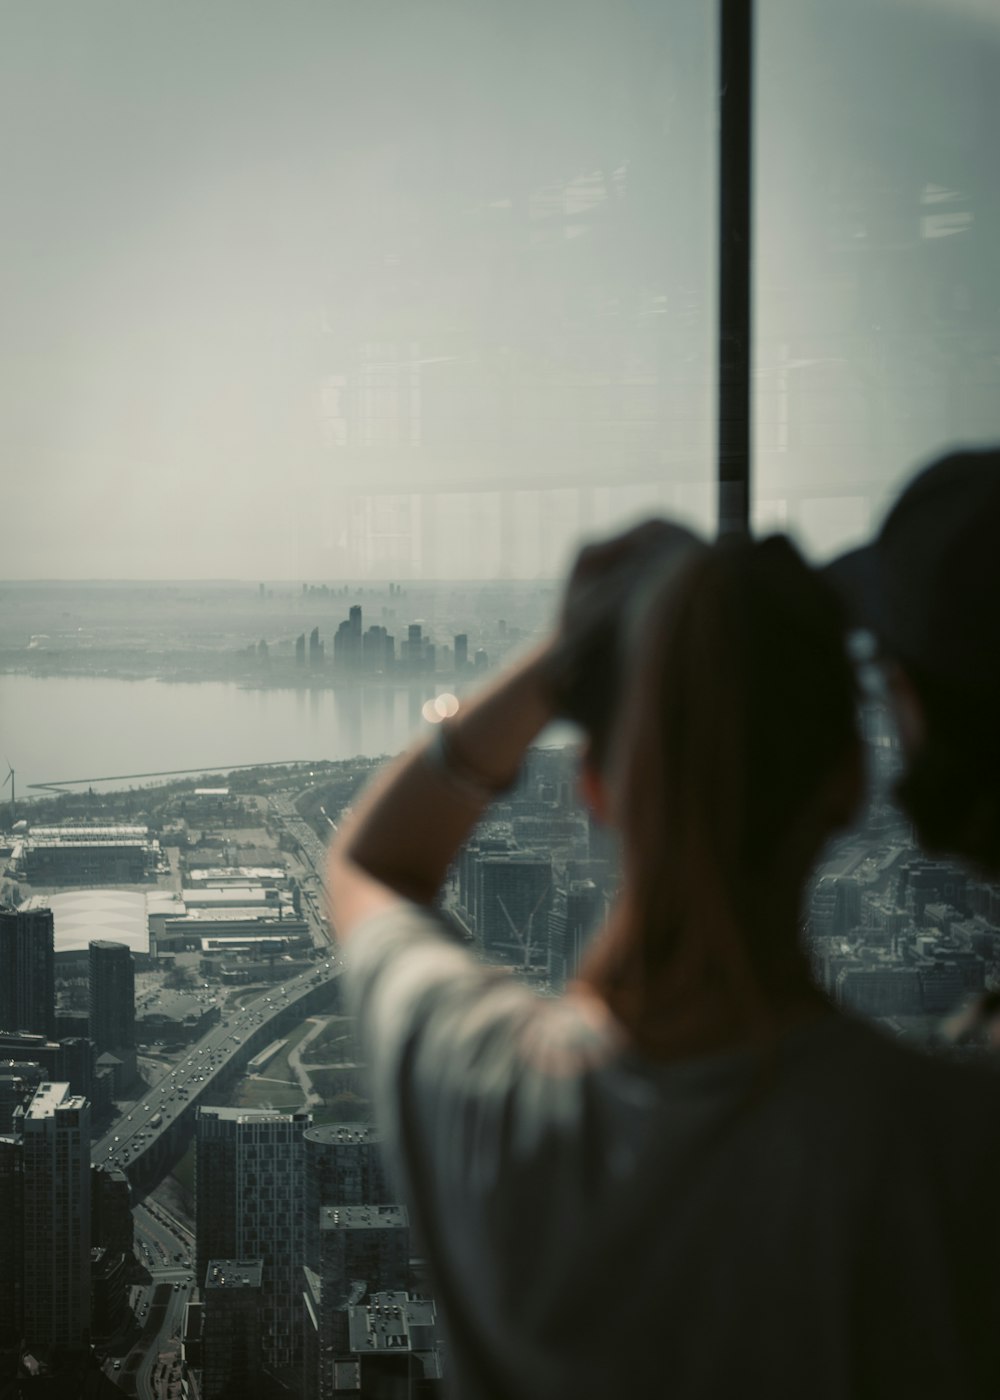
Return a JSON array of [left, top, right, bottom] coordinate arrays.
[[328, 528, 1000, 1399]]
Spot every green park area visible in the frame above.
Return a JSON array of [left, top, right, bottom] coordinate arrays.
[[299, 1016, 356, 1064], [230, 1020, 314, 1110], [166, 1015, 372, 1206]]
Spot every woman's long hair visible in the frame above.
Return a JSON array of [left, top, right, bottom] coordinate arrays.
[[579, 535, 862, 1058]]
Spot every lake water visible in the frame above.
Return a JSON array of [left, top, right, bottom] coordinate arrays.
[[0, 672, 460, 795]]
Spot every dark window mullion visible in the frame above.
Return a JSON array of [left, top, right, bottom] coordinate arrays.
[[718, 0, 754, 537]]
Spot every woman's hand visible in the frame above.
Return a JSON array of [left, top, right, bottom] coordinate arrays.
[[328, 639, 559, 936], [545, 519, 703, 733]]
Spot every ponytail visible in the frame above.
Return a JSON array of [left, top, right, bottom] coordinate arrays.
[[580, 536, 861, 1057]]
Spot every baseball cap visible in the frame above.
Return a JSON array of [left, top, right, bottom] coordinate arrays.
[[827, 448, 1000, 695]]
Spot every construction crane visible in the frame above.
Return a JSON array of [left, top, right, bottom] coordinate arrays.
[[496, 885, 551, 971], [3, 762, 13, 827]]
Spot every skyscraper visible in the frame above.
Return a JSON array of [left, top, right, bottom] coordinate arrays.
[[202, 1259, 265, 1400], [547, 879, 602, 988], [318, 1205, 409, 1310], [474, 850, 553, 962], [314, 1207, 410, 1392], [0, 907, 55, 1038], [20, 1082, 92, 1349], [303, 1124, 392, 1271], [0, 1135, 24, 1347], [196, 1106, 311, 1375], [88, 940, 135, 1055]]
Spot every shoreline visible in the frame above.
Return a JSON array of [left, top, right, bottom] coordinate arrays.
[[0, 656, 474, 692]]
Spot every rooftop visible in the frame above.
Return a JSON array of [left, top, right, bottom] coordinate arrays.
[[164, 906, 299, 924], [29, 825, 150, 839], [19, 890, 150, 956], [304, 1123, 379, 1146], [320, 1205, 408, 1231], [205, 1259, 263, 1290], [198, 1105, 310, 1125], [26, 1082, 83, 1119], [189, 867, 286, 883], [180, 887, 278, 905], [347, 1292, 438, 1357]]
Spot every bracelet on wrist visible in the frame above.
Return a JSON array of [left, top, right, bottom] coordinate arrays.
[[422, 721, 518, 805]]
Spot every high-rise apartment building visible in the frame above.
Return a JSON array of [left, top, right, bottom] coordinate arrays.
[[20, 1082, 92, 1349], [344, 1291, 443, 1396], [313, 1206, 411, 1394], [303, 1124, 392, 1271], [89, 940, 135, 1055], [474, 850, 553, 961], [0, 1135, 24, 1346], [319, 1205, 409, 1308], [196, 1106, 311, 1374], [547, 879, 603, 988], [0, 907, 55, 1038], [202, 1259, 265, 1400]]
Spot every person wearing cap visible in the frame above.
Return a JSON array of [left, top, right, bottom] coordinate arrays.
[[828, 448, 1000, 875]]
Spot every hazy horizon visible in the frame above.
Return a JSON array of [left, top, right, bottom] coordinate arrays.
[[4, 0, 999, 580]]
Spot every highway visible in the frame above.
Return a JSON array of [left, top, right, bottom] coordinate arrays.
[[90, 788, 341, 1392], [92, 955, 344, 1182], [102, 1202, 195, 1398]]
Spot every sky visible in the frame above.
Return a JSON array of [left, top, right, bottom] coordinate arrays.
[[2, 0, 998, 579]]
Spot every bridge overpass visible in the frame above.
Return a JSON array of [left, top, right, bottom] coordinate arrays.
[[92, 958, 345, 1197]]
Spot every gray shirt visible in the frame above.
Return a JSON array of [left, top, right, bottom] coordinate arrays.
[[344, 902, 1000, 1399]]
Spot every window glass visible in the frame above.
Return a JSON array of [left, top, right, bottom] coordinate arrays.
[[754, 0, 1000, 557], [0, 1, 717, 792], [755, 0, 1000, 1044], [0, 1, 716, 584]]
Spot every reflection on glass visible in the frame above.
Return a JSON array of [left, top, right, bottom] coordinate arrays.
[[754, 0, 1000, 556], [1, 1, 716, 582]]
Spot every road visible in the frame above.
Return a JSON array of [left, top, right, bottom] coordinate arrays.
[[101, 1203, 195, 1398], [284, 1015, 331, 1110], [92, 786, 341, 1392], [269, 791, 333, 950], [93, 956, 343, 1179]]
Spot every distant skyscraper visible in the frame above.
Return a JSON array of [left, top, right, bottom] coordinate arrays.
[[202, 1259, 265, 1400], [196, 1107, 311, 1374], [454, 633, 468, 671], [0, 907, 55, 1038], [19, 1082, 92, 1349], [362, 624, 393, 674], [89, 940, 135, 1055], [334, 606, 365, 673]]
